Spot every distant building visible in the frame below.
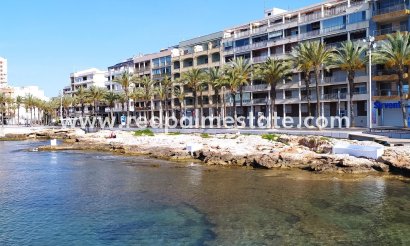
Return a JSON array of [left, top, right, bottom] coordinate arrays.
[[66, 68, 107, 95], [11, 86, 48, 125], [0, 57, 7, 85]]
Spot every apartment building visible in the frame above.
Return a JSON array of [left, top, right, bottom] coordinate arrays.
[[221, 0, 370, 127], [66, 68, 107, 117], [371, 0, 410, 127], [0, 57, 8, 85], [170, 32, 223, 118]]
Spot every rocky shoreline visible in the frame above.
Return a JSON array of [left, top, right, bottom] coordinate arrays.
[[2, 128, 410, 177]]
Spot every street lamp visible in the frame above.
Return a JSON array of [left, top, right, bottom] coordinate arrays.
[[363, 36, 377, 129]]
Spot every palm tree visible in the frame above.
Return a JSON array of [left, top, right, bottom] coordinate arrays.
[[230, 57, 252, 117], [207, 67, 224, 118], [61, 95, 73, 119], [173, 86, 185, 124], [25, 94, 36, 124], [138, 75, 155, 123], [0, 93, 8, 126], [75, 86, 88, 117], [87, 86, 107, 117], [332, 40, 367, 127], [129, 87, 144, 118], [222, 67, 241, 127], [254, 58, 292, 128], [290, 42, 314, 119], [160, 75, 173, 125], [306, 41, 334, 125], [180, 68, 207, 127], [104, 91, 120, 122], [113, 72, 133, 119], [15, 96, 24, 125], [373, 31, 410, 128]]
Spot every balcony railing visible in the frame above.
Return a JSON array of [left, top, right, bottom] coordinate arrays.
[[234, 45, 251, 53], [253, 98, 269, 104], [300, 12, 322, 23], [243, 84, 269, 91], [252, 56, 268, 64], [321, 93, 347, 100], [324, 74, 347, 83], [152, 63, 171, 69], [236, 30, 250, 38], [299, 29, 320, 39], [322, 24, 346, 35], [324, 4, 348, 17], [375, 90, 400, 96], [374, 4, 408, 16], [251, 26, 268, 35], [374, 25, 408, 36], [251, 41, 268, 49]]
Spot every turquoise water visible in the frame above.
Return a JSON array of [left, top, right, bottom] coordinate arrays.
[[0, 141, 409, 245]]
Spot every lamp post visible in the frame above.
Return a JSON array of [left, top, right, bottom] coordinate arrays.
[[363, 36, 376, 129]]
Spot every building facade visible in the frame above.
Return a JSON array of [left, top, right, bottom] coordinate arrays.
[[0, 57, 7, 85], [62, 0, 410, 128]]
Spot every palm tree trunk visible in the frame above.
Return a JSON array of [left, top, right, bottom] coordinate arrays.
[[348, 72, 356, 127], [232, 93, 238, 128], [240, 86, 244, 116], [270, 86, 276, 128], [200, 90, 204, 128], [398, 70, 408, 128], [126, 94, 130, 120], [215, 88, 219, 117], [17, 108, 20, 125], [304, 73, 312, 118], [193, 90, 198, 128], [315, 69, 321, 128]]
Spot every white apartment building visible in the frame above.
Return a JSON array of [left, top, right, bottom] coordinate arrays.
[[11, 86, 49, 125], [0, 57, 8, 85], [67, 68, 107, 95]]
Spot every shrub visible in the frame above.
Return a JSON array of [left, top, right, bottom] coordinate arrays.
[[200, 133, 211, 138], [261, 133, 279, 142], [134, 129, 154, 137], [167, 132, 181, 136]]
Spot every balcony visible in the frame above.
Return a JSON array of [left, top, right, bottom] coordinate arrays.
[[373, 4, 410, 22], [324, 4, 348, 17], [235, 30, 250, 38], [374, 25, 408, 41], [243, 84, 269, 92], [251, 41, 268, 50], [252, 56, 268, 64], [299, 29, 320, 39], [253, 98, 269, 104], [321, 24, 346, 35], [251, 26, 268, 35], [234, 45, 251, 53], [321, 93, 347, 101], [373, 89, 402, 100], [372, 70, 407, 81], [152, 63, 171, 69], [299, 12, 322, 23]]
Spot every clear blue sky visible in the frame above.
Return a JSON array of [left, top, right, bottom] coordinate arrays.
[[0, 0, 316, 97]]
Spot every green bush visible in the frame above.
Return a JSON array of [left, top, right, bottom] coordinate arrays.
[[167, 132, 181, 136], [200, 133, 211, 138], [261, 133, 279, 142], [134, 129, 154, 137]]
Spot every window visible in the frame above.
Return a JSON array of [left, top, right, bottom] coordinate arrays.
[[82, 76, 87, 81], [349, 11, 366, 24], [323, 16, 346, 29], [235, 38, 249, 47]]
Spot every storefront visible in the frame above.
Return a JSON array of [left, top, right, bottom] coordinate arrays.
[[374, 100, 410, 127]]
